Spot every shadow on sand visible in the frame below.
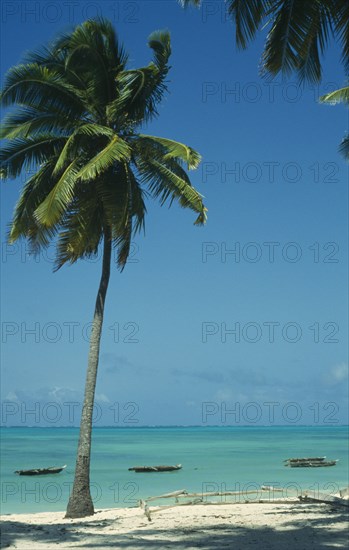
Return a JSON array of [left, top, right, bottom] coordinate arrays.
[[1, 505, 348, 549]]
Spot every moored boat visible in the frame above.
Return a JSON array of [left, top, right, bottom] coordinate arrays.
[[284, 457, 326, 463], [14, 465, 67, 476], [128, 464, 182, 473], [284, 458, 337, 468]]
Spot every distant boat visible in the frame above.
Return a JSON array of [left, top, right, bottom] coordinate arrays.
[[14, 465, 67, 476], [284, 458, 337, 468], [128, 464, 182, 473], [284, 457, 326, 463]]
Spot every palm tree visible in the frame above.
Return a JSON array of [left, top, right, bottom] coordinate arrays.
[[0, 19, 207, 518], [320, 85, 349, 159], [180, 0, 349, 83]]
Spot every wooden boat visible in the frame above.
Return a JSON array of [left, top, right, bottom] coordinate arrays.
[[285, 458, 337, 468], [128, 464, 182, 473], [14, 465, 67, 476], [287, 460, 337, 468], [284, 457, 326, 463]]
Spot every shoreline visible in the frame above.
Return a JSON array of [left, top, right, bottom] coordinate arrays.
[[1, 500, 348, 549]]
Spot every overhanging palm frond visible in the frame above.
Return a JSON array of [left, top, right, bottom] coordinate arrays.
[[179, 0, 348, 84], [263, 1, 312, 79], [179, 0, 270, 50], [331, 0, 349, 73], [227, 0, 269, 49]]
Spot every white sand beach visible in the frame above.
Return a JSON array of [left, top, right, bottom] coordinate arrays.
[[1, 501, 348, 549]]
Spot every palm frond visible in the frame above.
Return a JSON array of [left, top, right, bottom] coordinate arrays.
[[0, 63, 86, 116], [0, 135, 65, 179], [178, 0, 201, 6], [319, 85, 349, 105], [23, 45, 89, 92], [339, 135, 349, 160], [227, 0, 269, 49], [53, 123, 115, 175], [263, 1, 304, 79], [148, 30, 171, 69], [296, 2, 333, 83], [80, 17, 128, 69], [34, 159, 80, 226], [136, 155, 206, 225], [138, 135, 201, 169], [114, 179, 133, 270], [331, 0, 349, 73], [54, 192, 103, 270], [56, 19, 127, 111], [126, 166, 147, 234], [108, 30, 171, 127], [9, 159, 57, 242], [0, 107, 78, 139], [320, 83, 349, 161], [77, 135, 131, 181]]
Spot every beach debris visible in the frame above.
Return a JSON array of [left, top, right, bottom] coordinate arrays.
[[261, 486, 283, 492], [128, 464, 182, 473], [339, 487, 349, 499], [138, 487, 299, 520], [14, 465, 67, 476], [284, 457, 338, 468], [299, 492, 349, 507], [146, 489, 188, 503]]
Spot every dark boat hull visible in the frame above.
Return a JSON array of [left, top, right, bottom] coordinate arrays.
[[285, 460, 337, 468], [287, 461, 337, 468], [284, 457, 326, 463], [129, 464, 182, 473], [15, 466, 66, 476]]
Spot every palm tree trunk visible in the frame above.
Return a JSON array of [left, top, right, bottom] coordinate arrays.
[[65, 228, 112, 518]]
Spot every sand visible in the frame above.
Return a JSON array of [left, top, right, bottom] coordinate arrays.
[[1, 501, 348, 549]]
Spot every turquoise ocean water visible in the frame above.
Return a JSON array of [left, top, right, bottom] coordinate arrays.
[[1, 426, 348, 515]]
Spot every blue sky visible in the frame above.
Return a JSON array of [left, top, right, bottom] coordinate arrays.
[[1, 1, 348, 426]]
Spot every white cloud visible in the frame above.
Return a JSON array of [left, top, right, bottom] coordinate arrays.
[[5, 391, 19, 401], [95, 393, 110, 403], [323, 362, 348, 386]]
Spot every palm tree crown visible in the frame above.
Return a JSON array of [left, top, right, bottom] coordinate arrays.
[[1, 18, 206, 270]]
